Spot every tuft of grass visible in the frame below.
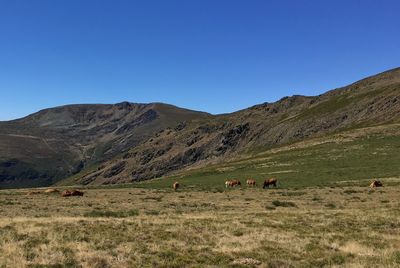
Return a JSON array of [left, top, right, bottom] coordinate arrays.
[[142, 196, 163, 202], [232, 230, 244, 237], [343, 189, 361, 194], [0, 200, 16, 205], [145, 210, 160, 215], [84, 209, 139, 218], [325, 203, 336, 209], [272, 200, 297, 207], [280, 191, 306, 196], [312, 196, 322, 202]]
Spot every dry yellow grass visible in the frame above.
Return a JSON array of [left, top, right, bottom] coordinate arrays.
[[0, 185, 399, 267]]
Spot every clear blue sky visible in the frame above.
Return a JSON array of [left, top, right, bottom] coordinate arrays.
[[0, 0, 399, 120]]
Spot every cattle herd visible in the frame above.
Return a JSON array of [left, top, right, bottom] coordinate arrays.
[[27, 189, 85, 197], [172, 178, 385, 191], [224, 178, 278, 189], [24, 179, 385, 195]]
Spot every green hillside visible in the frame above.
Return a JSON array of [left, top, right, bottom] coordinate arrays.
[[129, 123, 400, 190]]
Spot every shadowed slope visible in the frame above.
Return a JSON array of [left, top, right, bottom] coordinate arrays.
[[0, 102, 208, 188]]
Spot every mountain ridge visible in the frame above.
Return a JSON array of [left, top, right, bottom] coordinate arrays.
[[64, 67, 400, 186], [0, 67, 399, 188], [0, 102, 209, 188]]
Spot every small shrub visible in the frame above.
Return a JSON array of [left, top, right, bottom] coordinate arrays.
[[232, 230, 244, 237], [280, 191, 306, 197], [142, 196, 163, 202], [145, 210, 160, 215], [57, 246, 78, 267], [84, 209, 139, 218], [329, 254, 346, 265], [312, 196, 322, 202], [343, 189, 359, 194], [272, 200, 296, 207], [0, 200, 15, 205], [212, 188, 224, 193], [325, 203, 336, 209], [88, 256, 111, 268], [158, 250, 177, 261]]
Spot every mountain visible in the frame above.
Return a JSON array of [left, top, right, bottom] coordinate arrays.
[[1, 67, 399, 188], [0, 102, 209, 188], [65, 67, 400, 186]]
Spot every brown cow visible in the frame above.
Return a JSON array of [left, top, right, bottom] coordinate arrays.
[[246, 179, 256, 187], [263, 178, 277, 189], [173, 182, 179, 191], [61, 189, 84, 197], [226, 179, 241, 187], [370, 180, 383, 188], [71, 190, 84, 196]]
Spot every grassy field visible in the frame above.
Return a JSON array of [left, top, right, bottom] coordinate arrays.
[[0, 183, 399, 267], [126, 124, 400, 191], [2, 124, 400, 267]]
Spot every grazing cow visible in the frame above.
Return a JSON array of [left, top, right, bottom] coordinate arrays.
[[263, 178, 277, 189], [71, 190, 84, 196], [225, 179, 242, 187], [61, 189, 84, 197], [173, 182, 179, 191], [230, 179, 242, 187], [370, 180, 383, 188], [246, 179, 256, 187], [61, 190, 71, 197], [44, 188, 59, 194]]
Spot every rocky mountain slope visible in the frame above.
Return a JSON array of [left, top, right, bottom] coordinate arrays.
[[1, 67, 399, 188], [0, 103, 208, 188], [66, 67, 400, 186]]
